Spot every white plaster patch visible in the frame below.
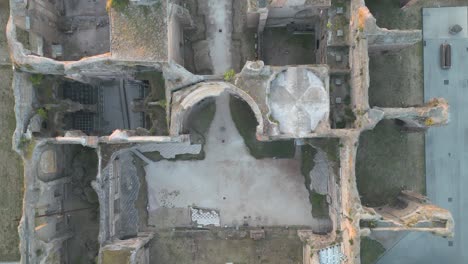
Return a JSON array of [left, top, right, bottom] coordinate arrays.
[[270, 67, 329, 136]]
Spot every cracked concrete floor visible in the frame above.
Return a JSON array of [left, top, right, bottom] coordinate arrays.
[[145, 93, 314, 228]]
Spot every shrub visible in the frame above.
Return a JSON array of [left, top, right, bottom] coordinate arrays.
[[30, 74, 43, 86], [223, 69, 236, 82], [344, 107, 356, 123], [37, 108, 48, 120], [368, 220, 378, 228], [19, 136, 36, 159], [156, 99, 167, 108]]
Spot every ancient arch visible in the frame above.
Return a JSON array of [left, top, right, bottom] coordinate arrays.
[[170, 82, 264, 137]]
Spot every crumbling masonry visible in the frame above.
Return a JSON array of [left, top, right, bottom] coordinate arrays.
[[6, 0, 453, 263]]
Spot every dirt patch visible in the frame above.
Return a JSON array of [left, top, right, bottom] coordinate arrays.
[[150, 228, 303, 264], [356, 120, 425, 207], [110, 2, 167, 61], [135, 71, 167, 135], [263, 28, 315, 66], [64, 147, 100, 264]]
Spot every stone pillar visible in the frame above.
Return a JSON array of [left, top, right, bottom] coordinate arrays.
[[257, 8, 269, 34]]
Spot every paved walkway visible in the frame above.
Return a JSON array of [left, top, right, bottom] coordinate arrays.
[[378, 7, 468, 264], [145, 93, 315, 227], [205, 0, 232, 74]]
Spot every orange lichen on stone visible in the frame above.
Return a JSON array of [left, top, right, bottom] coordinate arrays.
[[425, 117, 435, 126], [358, 7, 370, 31]]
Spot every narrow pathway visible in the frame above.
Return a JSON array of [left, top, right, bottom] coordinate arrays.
[[205, 0, 233, 74]]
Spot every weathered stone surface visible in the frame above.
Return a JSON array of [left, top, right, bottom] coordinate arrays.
[[269, 67, 330, 136], [361, 191, 454, 237], [39, 149, 57, 174], [110, 2, 168, 61], [376, 98, 449, 128], [362, 6, 422, 53]]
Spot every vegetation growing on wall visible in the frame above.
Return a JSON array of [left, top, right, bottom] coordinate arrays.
[[106, 0, 129, 11], [30, 74, 43, 86], [223, 69, 236, 82]]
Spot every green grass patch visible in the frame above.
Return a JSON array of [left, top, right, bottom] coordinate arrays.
[[19, 137, 35, 159], [286, 32, 314, 50], [147, 106, 168, 136], [344, 107, 356, 124], [229, 96, 295, 159], [360, 237, 385, 264], [36, 108, 48, 120], [267, 27, 314, 50], [356, 120, 425, 207], [33, 75, 55, 102], [135, 71, 165, 101], [106, 0, 129, 11], [308, 138, 340, 164], [311, 191, 329, 218], [363, 0, 455, 30], [30, 74, 43, 86]]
